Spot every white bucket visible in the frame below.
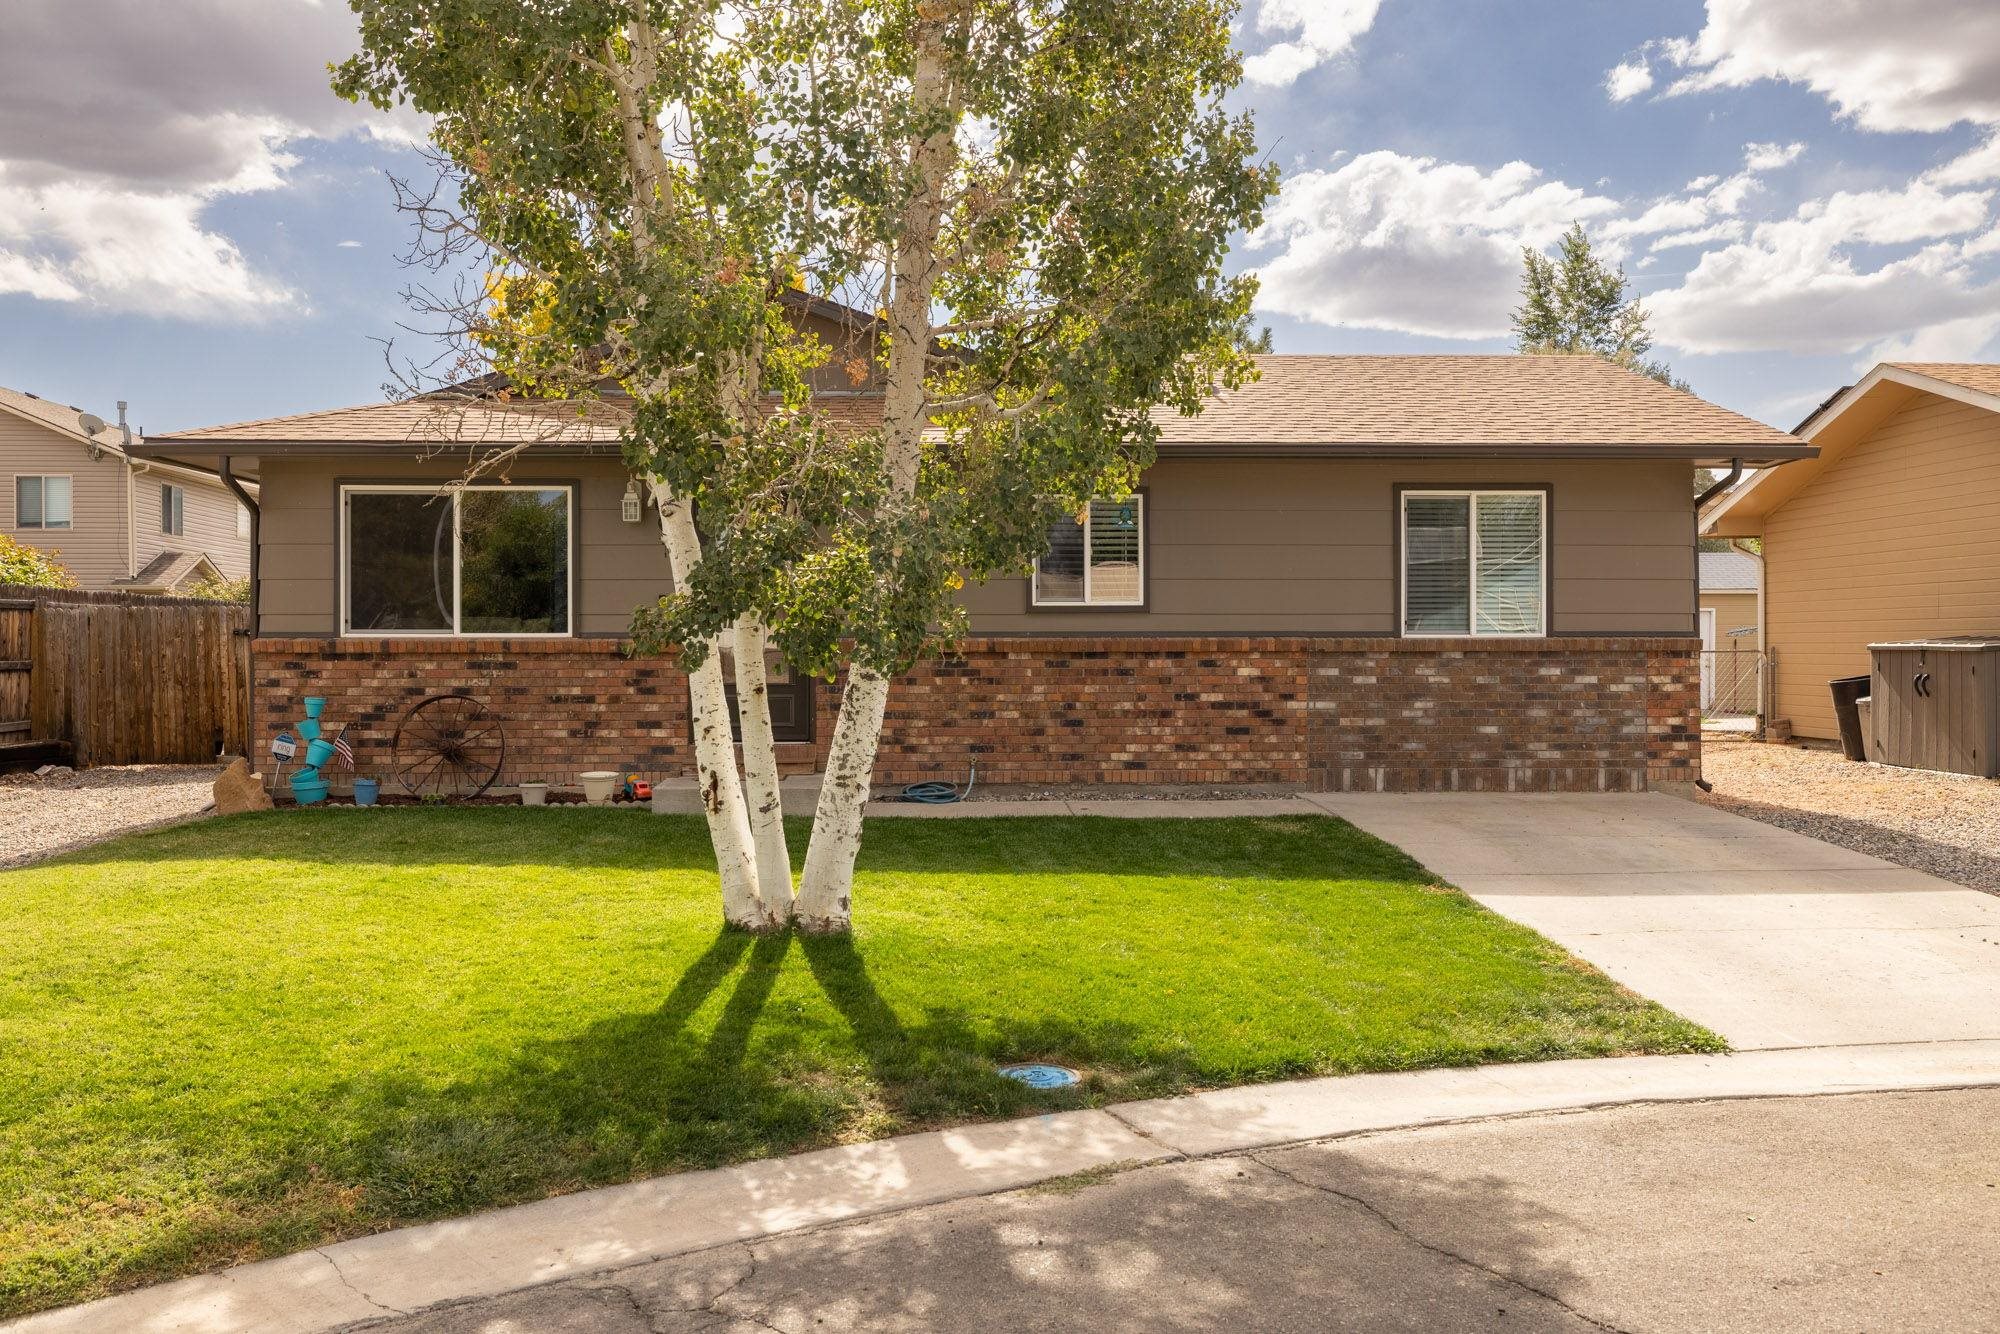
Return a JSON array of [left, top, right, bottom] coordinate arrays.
[[519, 781, 548, 807], [578, 771, 619, 805]]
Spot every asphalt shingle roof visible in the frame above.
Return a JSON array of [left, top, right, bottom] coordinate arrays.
[[148, 354, 1807, 456], [1890, 363, 2000, 399], [1699, 550, 1762, 591]]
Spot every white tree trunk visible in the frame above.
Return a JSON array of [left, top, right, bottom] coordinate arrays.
[[793, 23, 957, 933], [650, 480, 780, 932], [731, 614, 794, 914], [793, 665, 890, 932]]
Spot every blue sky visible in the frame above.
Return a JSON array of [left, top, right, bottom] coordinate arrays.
[[2, 0, 1998, 433]]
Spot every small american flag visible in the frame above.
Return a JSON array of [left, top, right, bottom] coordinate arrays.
[[333, 726, 355, 770]]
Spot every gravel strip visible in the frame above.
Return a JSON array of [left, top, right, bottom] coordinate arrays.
[[0, 765, 224, 869], [1699, 735, 2000, 892]]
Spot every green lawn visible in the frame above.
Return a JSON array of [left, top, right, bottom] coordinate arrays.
[[0, 810, 1719, 1316]]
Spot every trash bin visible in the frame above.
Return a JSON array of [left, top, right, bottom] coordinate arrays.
[[1829, 675, 1870, 762]]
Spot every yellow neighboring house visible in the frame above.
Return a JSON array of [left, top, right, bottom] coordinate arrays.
[[1703, 362, 2000, 741]]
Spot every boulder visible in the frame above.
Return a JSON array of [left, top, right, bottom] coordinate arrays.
[[213, 757, 274, 815]]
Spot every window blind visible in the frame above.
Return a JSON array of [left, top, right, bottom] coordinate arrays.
[[1474, 493, 1543, 635]]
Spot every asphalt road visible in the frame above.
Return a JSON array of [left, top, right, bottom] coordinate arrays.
[[373, 1086, 2000, 1333]]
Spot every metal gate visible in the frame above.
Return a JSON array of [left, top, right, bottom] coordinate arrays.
[[1699, 647, 1766, 718]]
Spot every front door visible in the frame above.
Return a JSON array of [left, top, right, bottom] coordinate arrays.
[[719, 654, 814, 743]]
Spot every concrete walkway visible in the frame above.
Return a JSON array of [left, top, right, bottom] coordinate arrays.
[[1314, 792, 2000, 1050], [17, 1040, 2000, 1334]]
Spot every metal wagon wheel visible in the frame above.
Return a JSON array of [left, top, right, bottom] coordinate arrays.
[[392, 694, 506, 799]]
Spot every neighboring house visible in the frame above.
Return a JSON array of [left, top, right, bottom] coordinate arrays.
[[1698, 549, 1762, 650], [1697, 548, 1763, 717], [1, 384, 255, 593], [1704, 362, 2000, 742], [142, 337, 1810, 794]]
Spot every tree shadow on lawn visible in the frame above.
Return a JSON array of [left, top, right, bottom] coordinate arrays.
[[98, 926, 1160, 1294], [45, 807, 1427, 885]]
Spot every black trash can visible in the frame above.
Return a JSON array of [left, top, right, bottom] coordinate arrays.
[[1829, 675, 1870, 762]]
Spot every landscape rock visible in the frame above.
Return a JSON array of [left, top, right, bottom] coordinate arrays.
[[212, 757, 274, 815]]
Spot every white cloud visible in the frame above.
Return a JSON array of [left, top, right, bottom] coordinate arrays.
[[1249, 152, 1618, 339], [1240, 0, 1383, 89], [0, 1, 419, 319], [1648, 181, 2000, 355], [1604, 61, 1653, 103], [1643, 0, 2000, 133], [337, 240, 365, 249], [1742, 141, 1804, 173], [1859, 312, 2000, 365], [1253, 137, 2000, 362], [1931, 135, 2000, 188], [1648, 221, 1745, 252]]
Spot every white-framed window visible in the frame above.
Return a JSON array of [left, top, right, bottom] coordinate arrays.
[[340, 484, 573, 636], [1401, 489, 1546, 637], [160, 483, 185, 536], [1031, 495, 1145, 607], [13, 475, 73, 530]]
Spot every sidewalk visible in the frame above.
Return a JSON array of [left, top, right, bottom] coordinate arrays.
[[17, 1039, 2000, 1333]]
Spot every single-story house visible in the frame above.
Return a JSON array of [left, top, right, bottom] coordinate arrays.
[[2, 383, 255, 593], [1702, 362, 2000, 742], [139, 330, 1810, 793]]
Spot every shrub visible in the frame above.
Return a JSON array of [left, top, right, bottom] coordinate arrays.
[[0, 533, 77, 589], [186, 572, 251, 604]]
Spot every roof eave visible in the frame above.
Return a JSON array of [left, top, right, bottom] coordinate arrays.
[[134, 438, 624, 457], [1154, 440, 1816, 462], [1703, 362, 2000, 533]]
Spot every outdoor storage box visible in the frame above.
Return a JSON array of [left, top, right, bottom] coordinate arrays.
[[1868, 638, 2000, 778]]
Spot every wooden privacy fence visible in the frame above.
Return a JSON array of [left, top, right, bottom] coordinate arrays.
[[2, 588, 250, 767]]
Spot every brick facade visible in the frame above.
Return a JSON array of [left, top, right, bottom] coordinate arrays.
[[252, 635, 1698, 795]]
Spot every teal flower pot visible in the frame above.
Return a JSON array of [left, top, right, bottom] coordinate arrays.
[[302, 696, 325, 720], [352, 777, 379, 807]]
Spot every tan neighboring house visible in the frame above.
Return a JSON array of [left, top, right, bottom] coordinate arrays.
[[1, 384, 255, 593], [1703, 362, 2000, 740], [1698, 549, 1761, 651]]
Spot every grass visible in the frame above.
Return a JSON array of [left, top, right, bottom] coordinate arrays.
[[0, 809, 1720, 1316]]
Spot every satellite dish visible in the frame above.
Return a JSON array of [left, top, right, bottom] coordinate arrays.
[[77, 412, 105, 436]]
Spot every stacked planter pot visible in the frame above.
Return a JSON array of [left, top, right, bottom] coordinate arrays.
[[288, 696, 336, 805]]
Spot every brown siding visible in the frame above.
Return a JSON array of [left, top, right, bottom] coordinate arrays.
[[260, 453, 1696, 639], [1765, 394, 2000, 740], [255, 456, 673, 637], [1, 415, 131, 589], [1700, 591, 1760, 646], [962, 456, 1696, 634]]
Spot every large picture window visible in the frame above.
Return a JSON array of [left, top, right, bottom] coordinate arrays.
[[1401, 489, 1545, 637], [1031, 495, 1144, 607], [342, 484, 572, 636]]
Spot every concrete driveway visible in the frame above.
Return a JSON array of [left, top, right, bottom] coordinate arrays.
[[1313, 792, 2000, 1050]]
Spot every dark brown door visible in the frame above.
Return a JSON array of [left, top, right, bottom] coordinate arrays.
[[720, 656, 814, 743]]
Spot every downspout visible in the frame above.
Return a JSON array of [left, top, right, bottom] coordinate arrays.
[[1690, 459, 1742, 793], [1695, 458, 1743, 513], [218, 456, 259, 630]]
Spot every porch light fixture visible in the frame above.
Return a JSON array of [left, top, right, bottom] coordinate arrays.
[[622, 479, 643, 523]]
